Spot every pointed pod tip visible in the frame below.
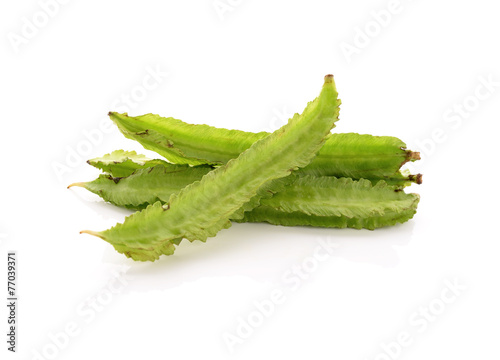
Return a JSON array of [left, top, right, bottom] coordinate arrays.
[[80, 230, 105, 239], [67, 182, 86, 189], [108, 111, 128, 118]]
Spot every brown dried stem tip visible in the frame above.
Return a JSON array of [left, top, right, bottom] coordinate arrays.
[[408, 174, 423, 185], [409, 151, 421, 161]]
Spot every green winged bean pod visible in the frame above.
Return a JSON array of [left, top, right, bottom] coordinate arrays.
[[86, 150, 172, 177], [71, 164, 419, 230], [257, 176, 419, 221], [239, 201, 419, 230], [81, 75, 341, 261], [70, 163, 214, 210], [241, 178, 420, 230], [109, 114, 421, 187]]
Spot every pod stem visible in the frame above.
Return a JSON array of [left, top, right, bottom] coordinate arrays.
[[67, 182, 87, 189], [408, 151, 421, 161], [80, 230, 104, 239], [408, 174, 423, 185]]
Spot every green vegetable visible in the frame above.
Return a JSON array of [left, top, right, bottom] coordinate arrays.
[[239, 200, 419, 230], [81, 75, 341, 261], [86, 150, 171, 177], [70, 163, 214, 210], [242, 175, 420, 230], [71, 165, 419, 230], [108, 115, 420, 187]]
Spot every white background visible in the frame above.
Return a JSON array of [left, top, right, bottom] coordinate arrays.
[[1, 0, 499, 359]]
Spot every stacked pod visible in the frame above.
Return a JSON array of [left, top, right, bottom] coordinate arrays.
[[70, 76, 422, 261]]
